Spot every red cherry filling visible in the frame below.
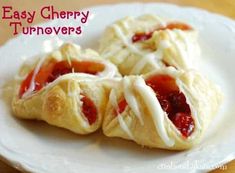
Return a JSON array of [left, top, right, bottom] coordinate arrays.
[[19, 60, 105, 97], [115, 99, 128, 115], [19, 59, 56, 97], [168, 91, 191, 114], [19, 60, 104, 125], [171, 113, 194, 138], [132, 22, 192, 43], [145, 74, 194, 138], [132, 32, 153, 43], [157, 22, 192, 31], [81, 95, 97, 125], [158, 96, 172, 113], [47, 60, 105, 82]]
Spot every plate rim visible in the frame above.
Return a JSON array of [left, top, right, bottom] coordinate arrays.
[[0, 2, 235, 173]]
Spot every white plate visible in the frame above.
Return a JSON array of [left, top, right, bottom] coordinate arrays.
[[0, 3, 235, 173]]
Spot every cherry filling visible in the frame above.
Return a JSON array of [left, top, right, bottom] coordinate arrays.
[[81, 95, 98, 125], [19, 59, 56, 97], [115, 99, 128, 115], [145, 75, 194, 137], [116, 75, 194, 138], [132, 22, 192, 43], [20, 60, 105, 97], [132, 32, 153, 43], [19, 60, 104, 125], [47, 60, 105, 82]]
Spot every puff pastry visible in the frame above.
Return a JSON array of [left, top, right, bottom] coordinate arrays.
[[12, 43, 120, 134], [102, 67, 222, 150], [10, 16, 223, 151], [99, 14, 200, 75]]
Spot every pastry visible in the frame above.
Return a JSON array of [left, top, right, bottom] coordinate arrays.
[[102, 67, 222, 149], [12, 43, 120, 134], [10, 15, 223, 151], [99, 14, 200, 75]]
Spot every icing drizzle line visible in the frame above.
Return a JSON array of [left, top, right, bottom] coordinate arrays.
[[110, 89, 135, 140], [111, 21, 193, 74], [112, 69, 204, 146], [113, 76, 175, 146], [134, 77, 175, 147], [123, 77, 144, 125]]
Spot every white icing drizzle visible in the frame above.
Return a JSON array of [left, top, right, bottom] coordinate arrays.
[[175, 30, 190, 54], [112, 24, 163, 74], [112, 22, 195, 74], [175, 29, 198, 68], [156, 68, 202, 132], [102, 46, 122, 59], [112, 24, 144, 55], [123, 77, 143, 125], [121, 19, 130, 30], [108, 67, 201, 143], [109, 89, 134, 140], [43, 73, 119, 94], [130, 40, 171, 74], [43, 73, 96, 94], [114, 49, 131, 64], [20, 57, 118, 99], [67, 79, 89, 128], [117, 115, 134, 139], [165, 30, 191, 68], [175, 78, 202, 130], [134, 77, 175, 147], [22, 56, 46, 98], [67, 79, 76, 97], [97, 61, 118, 78], [130, 53, 159, 74]]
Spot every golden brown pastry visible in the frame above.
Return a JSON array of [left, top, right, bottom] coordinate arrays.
[[12, 43, 120, 134], [99, 14, 200, 75], [102, 67, 222, 150]]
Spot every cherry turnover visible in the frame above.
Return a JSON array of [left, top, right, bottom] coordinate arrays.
[[19, 60, 105, 125], [132, 22, 192, 43], [116, 75, 195, 138]]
